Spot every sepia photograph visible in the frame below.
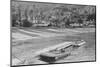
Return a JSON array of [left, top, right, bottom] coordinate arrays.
[[11, 0, 96, 66]]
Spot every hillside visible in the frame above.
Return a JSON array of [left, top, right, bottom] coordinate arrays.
[[11, 1, 96, 28]]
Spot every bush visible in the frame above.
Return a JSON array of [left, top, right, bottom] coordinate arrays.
[[22, 19, 32, 27]]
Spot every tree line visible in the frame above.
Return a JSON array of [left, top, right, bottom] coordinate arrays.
[[11, 1, 96, 28]]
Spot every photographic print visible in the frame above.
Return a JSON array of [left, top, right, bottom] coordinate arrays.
[[11, 0, 96, 66]]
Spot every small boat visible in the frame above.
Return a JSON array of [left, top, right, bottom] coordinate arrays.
[[39, 40, 86, 63]]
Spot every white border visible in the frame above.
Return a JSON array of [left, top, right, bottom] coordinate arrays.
[[0, 0, 99, 67]]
